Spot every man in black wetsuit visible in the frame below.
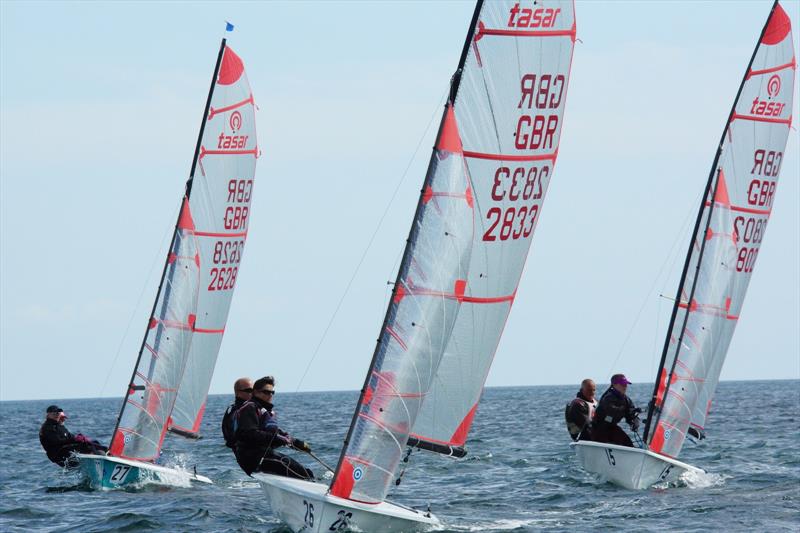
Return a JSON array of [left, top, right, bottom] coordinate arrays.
[[565, 378, 597, 441], [222, 377, 253, 450], [39, 405, 107, 467], [590, 374, 641, 447], [234, 376, 314, 479]]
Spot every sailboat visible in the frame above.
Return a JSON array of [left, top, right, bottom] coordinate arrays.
[[573, 0, 795, 490], [254, 1, 576, 529], [76, 37, 258, 489]]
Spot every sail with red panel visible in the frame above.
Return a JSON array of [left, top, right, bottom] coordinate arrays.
[[108, 39, 258, 461], [643, 0, 795, 458], [168, 43, 258, 438], [330, 0, 576, 504]]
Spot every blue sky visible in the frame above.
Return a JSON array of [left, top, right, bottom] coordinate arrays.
[[1, 1, 798, 402]]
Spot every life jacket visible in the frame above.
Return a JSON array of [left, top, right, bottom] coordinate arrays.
[[565, 396, 597, 440]]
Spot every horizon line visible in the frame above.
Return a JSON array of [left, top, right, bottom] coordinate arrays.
[[2, 377, 797, 403]]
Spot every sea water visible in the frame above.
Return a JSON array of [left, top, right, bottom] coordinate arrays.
[[1, 380, 798, 532]]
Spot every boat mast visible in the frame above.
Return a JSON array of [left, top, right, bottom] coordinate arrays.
[[330, 0, 484, 487], [110, 38, 228, 451], [643, 0, 781, 444]]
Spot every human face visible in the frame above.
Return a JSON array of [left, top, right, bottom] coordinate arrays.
[[581, 381, 596, 400], [47, 411, 67, 423], [613, 382, 628, 394], [235, 380, 254, 401], [254, 385, 275, 402]]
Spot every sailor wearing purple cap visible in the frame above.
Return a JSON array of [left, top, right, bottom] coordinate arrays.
[[588, 374, 641, 448]]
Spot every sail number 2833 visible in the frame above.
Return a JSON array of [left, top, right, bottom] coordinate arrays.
[[482, 165, 546, 242]]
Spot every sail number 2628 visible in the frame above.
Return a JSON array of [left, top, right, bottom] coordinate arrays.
[[208, 240, 244, 291]]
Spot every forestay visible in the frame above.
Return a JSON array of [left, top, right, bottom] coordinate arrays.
[[330, 0, 576, 504], [645, 1, 794, 458], [170, 46, 258, 436]]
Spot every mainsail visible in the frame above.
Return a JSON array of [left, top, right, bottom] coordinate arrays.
[[330, 0, 576, 503], [644, 0, 794, 458], [169, 44, 258, 437], [109, 41, 258, 460]]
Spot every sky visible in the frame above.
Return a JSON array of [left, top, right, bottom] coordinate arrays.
[[1, 1, 798, 403]]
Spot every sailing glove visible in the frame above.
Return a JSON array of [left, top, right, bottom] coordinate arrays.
[[292, 438, 311, 452], [631, 418, 640, 432]]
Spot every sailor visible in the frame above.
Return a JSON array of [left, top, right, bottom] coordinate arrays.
[[565, 378, 597, 441], [590, 374, 641, 447], [233, 376, 314, 480], [222, 377, 253, 449], [39, 405, 108, 467]]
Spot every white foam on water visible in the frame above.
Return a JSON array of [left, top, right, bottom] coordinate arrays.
[[679, 469, 729, 489], [437, 517, 546, 531]]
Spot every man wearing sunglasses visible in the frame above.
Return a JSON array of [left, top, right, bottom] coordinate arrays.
[[222, 377, 253, 450], [234, 376, 314, 480]]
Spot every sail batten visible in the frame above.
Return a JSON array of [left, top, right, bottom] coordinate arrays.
[[644, 0, 794, 457], [331, 0, 576, 502]]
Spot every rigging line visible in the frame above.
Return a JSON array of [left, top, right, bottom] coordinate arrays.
[[98, 202, 181, 399], [293, 87, 449, 393], [605, 185, 706, 378]]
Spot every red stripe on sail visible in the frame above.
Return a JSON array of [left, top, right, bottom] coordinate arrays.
[[463, 149, 557, 162], [208, 94, 255, 120], [746, 58, 796, 79], [704, 201, 772, 216], [385, 326, 408, 351], [460, 293, 515, 304], [193, 327, 225, 334], [730, 113, 792, 126], [476, 23, 577, 42], [199, 146, 258, 159], [194, 230, 248, 238]]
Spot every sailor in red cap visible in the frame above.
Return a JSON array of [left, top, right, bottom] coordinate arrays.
[[589, 374, 641, 447]]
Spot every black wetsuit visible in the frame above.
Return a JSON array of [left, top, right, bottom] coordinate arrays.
[[39, 419, 107, 467], [590, 387, 640, 447], [222, 397, 247, 449], [565, 391, 597, 441], [233, 398, 313, 480]]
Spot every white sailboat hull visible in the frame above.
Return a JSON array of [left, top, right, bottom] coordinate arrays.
[[571, 441, 704, 489], [254, 473, 440, 532], [75, 453, 212, 490]]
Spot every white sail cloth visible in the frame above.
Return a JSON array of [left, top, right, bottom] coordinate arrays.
[[331, 0, 576, 504], [170, 46, 258, 436], [649, 3, 794, 458], [110, 44, 258, 460]]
